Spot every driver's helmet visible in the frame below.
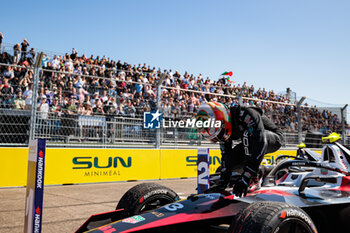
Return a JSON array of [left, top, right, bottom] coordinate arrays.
[[196, 102, 232, 143]]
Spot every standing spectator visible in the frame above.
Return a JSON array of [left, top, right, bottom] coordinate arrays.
[[13, 43, 21, 64], [41, 54, 49, 67], [50, 55, 60, 70], [20, 39, 30, 61], [26, 48, 35, 65], [0, 32, 3, 52], [70, 48, 77, 60], [37, 95, 49, 135], [23, 82, 33, 110], [37, 95, 49, 120]]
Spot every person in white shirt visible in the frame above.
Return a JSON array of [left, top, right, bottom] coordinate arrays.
[[37, 95, 50, 135], [50, 56, 60, 70], [23, 83, 33, 110], [65, 58, 74, 70], [37, 95, 49, 120]]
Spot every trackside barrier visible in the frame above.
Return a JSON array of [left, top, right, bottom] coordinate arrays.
[[197, 148, 210, 194], [0, 148, 319, 187], [24, 139, 46, 233]]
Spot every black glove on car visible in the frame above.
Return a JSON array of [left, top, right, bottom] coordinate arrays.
[[233, 166, 256, 197]]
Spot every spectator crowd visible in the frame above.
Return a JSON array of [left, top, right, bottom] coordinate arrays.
[[0, 34, 346, 135]]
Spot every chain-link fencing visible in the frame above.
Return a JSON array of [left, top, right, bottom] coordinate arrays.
[[0, 50, 348, 148]]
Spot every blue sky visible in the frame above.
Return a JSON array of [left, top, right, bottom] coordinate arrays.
[[1, 0, 349, 111]]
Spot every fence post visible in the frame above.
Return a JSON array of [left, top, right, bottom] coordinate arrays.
[[238, 94, 243, 105], [341, 104, 348, 144], [156, 73, 167, 149], [296, 96, 306, 144], [29, 52, 44, 141]]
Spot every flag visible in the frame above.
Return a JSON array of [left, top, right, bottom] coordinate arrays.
[[221, 71, 233, 76]]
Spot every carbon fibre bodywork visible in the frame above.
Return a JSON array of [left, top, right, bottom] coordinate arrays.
[[77, 174, 350, 233], [77, 142, 350, 233]]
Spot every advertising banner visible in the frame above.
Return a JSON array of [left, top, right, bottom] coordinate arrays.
[[0, 148, 312, 187], [24, 139, 46, 233], [45, 148, 160, 184]]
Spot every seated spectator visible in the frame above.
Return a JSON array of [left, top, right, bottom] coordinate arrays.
[[11, 89, 25, 110], [83, 102, 93, 115], [3, 66, 15, 80], [0, 78, 13, 108], [66, 96, 78, 115], [93, 99, 105, 115]]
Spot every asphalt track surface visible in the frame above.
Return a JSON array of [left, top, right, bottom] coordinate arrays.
[[0, 178, 197, 233]]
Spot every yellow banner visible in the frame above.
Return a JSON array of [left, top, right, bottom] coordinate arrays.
[[0, 148, 320, 187], [1, 148, 28, 187], [45, 148, 160, 185], [159, 149, 222, 179]]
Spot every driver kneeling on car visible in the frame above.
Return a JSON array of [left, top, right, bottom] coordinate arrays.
[[196, 102, 284, 197]]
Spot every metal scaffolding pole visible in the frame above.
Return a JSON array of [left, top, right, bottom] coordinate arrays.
[[155, 73, 167, 149], [341, 104, 348, 144], [297, 96, 306, 144], [29, 52, 44, 141]]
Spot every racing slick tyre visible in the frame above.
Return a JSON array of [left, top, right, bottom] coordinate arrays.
[[116, 183, 179, 219], [229, 201, 317, 233]]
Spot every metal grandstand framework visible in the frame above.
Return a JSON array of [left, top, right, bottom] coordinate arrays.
[[0, 51, 348, 148]]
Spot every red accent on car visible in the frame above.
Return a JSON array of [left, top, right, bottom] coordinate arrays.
[[118, 204, 244, 233], [331, 176, 350, 192], [275, 173, 289, 184], [99, 225, 116, 233], [280, 210, 287, 219], [139, 196, 144, 203], [253, 189, 295, 196]]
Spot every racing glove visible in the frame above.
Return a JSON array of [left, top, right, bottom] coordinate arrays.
[[233, 166, 256, 197]]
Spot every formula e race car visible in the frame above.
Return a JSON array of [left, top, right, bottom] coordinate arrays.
[[76, 133, 350, 233]]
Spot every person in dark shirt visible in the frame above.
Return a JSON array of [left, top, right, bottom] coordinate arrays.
[[20, 39, 29, 60], [196, 102, 284, 197]]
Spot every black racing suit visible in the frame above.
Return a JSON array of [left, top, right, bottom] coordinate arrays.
[[220, 106, 284, 184]]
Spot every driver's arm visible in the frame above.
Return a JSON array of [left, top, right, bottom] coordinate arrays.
[[241, 108, 267, 176]]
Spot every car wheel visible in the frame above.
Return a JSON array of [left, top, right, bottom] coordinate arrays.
[[229, 201, 317, 233], [116, 183, 179, 218]]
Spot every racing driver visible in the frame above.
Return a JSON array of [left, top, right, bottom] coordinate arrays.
[[196, 102, 284, 197]]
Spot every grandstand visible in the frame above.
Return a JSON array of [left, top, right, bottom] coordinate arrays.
[[0, 39, 348, 148]]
